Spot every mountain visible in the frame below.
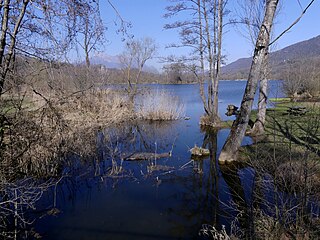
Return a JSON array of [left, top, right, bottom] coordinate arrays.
[[221, 35, 320, 79], [90, 53, 123, 69], [90, 53, 159, 73]]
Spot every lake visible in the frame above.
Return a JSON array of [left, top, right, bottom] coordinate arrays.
[[34, 80, 285, 239]]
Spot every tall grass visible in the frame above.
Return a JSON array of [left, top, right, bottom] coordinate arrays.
[[137, 90, 185, 121], [61, 88, 134, 127]]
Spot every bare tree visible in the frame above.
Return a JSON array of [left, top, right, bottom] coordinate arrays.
[[0, 1, 110, 236], [165, 0, 228, 126], [119, 37, 157, 102], [0, 0, 100, 96], [283, 59, 320, 99], [251, 0, 316, 134], [219, 0, 317, 163], [0, 0, 29, 95], [219, 0, 279, 164], [75, 1, 106, 68], [163, 63, 184, 83]]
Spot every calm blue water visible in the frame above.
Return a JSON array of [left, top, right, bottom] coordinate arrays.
[[34, 80, 284, 239], [144, 80, 284, 122]]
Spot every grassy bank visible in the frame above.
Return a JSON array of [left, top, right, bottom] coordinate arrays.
[[238, 99, 320, 239]]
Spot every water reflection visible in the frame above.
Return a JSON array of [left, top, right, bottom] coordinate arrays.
[[0, 122, 256, 239], [29, 120, 254, 239], [198, 126, 256, 239], [219, 165, 249, 238]]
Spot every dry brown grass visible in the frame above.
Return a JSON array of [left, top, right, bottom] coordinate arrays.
[[0, 87, 135, 178], [137, 90, 185, 121], [58, 89, 134, 126], [1, 85, 186, 178]]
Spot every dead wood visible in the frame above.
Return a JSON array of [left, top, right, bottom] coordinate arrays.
[[123, 152, 172, 161]]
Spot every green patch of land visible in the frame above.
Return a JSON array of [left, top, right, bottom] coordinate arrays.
[[241, 99, 320, 181], [247, 99, 320, 155], [269, 97, 291, 102]]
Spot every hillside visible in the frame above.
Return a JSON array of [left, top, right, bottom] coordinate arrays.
[[89, 53, 159, 74], [221, 35, 320, 79]]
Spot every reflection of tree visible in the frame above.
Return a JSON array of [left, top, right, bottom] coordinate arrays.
[[162, 127, 251, 238], [161, 127, 222, 237], [201, 127, 251, 237], [202, 126, 254, 238], [200, 126, 220, 227], [100, 121, 178, 161], [220, 165, 250, 237]]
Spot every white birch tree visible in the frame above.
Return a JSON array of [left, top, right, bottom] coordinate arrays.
[[219, 0, 279, 163]]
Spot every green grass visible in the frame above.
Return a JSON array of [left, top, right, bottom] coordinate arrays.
[[244, 101, 320, 162], [0, 97, 36, 115], [269, 97, 291, 103], [238, 100, 320, 164]]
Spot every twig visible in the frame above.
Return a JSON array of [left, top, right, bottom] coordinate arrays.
[[107, 0, 124, 22], [180, 160, 193, 170]]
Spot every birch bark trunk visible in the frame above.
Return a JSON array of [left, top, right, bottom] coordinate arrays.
[[218, 0, 279, 164]]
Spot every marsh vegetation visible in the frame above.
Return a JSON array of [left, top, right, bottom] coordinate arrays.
[[0, 0, 319, 239], [1, 76, 318, 239]]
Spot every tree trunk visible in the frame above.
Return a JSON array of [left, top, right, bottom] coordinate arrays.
[[0, 0, 10, 94], [203, 0, 214, 119], [0, 0, 9, 65], [218, 0, 279, 164], [197, 0, 209, 115], [84, 18, 91, 68], [249, 61, 268, 136], [0, 0, 29, 95], [201, 0, 222, 126], [212, 0, 223, 124], [85, 50, 90, 68]]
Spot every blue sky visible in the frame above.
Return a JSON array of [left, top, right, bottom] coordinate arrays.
[[99, 0, 320, 69]]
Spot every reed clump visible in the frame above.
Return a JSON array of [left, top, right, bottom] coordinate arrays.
[[137, 90, 185, 121], [60, 89, 135, 127]]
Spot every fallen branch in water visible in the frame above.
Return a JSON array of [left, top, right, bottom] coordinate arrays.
[[122, 151, 172, 161]]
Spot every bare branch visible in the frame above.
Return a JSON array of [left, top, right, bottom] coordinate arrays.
[[269, 0, 316, 46]]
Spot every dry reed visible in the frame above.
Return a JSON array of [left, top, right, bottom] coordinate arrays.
[[137, 90, 185, 121]]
